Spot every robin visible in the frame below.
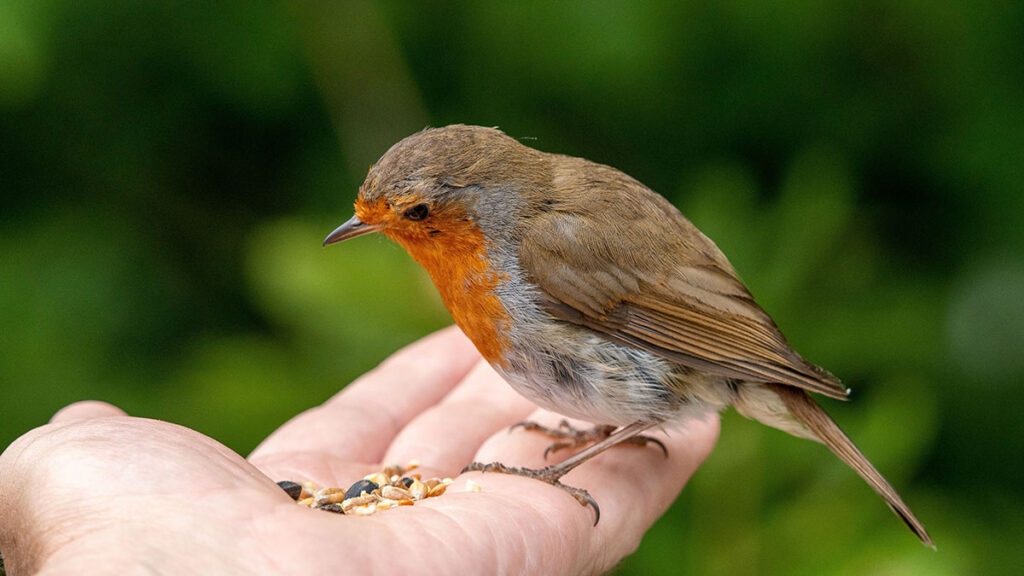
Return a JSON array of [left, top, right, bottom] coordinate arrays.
[[323, 125, 932, 546]]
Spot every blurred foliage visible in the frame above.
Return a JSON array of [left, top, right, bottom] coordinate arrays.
[[1, 0, 1022, 573]]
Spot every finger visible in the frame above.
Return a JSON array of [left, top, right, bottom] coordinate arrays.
[[50, 400, 127, 423], [0, 417, 277, 569], [249, 326, 479, 471], [471, 410, 599, 468], [464, 412, 720, 564], [353, 416, 717, 575], [577, 416, 719, 562], [380, 360, 537, 477]]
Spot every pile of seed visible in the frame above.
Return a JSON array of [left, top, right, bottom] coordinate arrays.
[[277, 461, 467, 516]]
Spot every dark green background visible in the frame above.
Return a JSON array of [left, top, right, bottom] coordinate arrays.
[[2, 1, 1021, 574]]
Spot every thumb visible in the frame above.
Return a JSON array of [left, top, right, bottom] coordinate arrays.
[[50, 400, 127, 423]]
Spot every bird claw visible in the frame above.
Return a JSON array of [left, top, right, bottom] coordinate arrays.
[[461, 461, 601, 525], [543, 441, 573, 460], [631, 435, 669, 458], [510, 419, 580, 439], [511, 420, 668, 459]]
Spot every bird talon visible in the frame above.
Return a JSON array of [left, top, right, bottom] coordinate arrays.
[[510, 420, 578, 439], [543, 441, 574, 460], [512, 421, 668, 459], [555, 481, 601, 525], [461, 461, 507, 474], [628, 435, 669, 458], [508, 421, 531, 433], [461, 461, 602, 524]]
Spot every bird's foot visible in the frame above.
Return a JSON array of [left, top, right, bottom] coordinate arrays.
[[511, 419, 668, 459], [461, 461, 601, 524]]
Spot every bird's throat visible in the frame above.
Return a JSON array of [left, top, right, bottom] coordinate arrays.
[[387, 224, 511, 367]]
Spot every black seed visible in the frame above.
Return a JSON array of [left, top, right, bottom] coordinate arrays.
[[402, 477, 414, 488], [345, 479, 380, 500], [277, 480, 303, 501], [320, 503, 345, 514]]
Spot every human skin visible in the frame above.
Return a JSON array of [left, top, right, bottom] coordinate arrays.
[[0, 326, 718, 575]]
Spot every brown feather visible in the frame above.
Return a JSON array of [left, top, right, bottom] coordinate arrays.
[[768, 384, 934, 547], [520, 156, 848, 400]]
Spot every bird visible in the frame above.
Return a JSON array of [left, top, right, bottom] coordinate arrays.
[[322, 124, 932, 546]]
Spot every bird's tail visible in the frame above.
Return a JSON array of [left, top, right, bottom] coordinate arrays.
[[760, 383, 934, 548]]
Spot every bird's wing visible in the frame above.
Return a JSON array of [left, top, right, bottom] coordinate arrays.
[[518, 175, 848, 400]]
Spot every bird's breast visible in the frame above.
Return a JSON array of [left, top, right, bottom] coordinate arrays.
[[388, 225, 512, 367]]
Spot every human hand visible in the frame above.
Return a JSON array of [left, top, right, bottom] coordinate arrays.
[[0, 326, 718, 575]]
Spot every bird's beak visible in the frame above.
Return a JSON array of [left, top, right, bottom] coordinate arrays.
[[323, 215, 380, 246]]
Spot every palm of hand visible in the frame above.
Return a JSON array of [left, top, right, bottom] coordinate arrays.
[[0, 327, 717, 575]]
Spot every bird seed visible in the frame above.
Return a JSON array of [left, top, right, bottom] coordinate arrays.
[[290, 461, 457, 517]]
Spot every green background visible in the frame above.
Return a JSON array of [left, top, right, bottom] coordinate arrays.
[[2, 1, 1021, 574]]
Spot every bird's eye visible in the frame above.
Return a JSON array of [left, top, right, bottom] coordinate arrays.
[[403, 203, 430, 221]]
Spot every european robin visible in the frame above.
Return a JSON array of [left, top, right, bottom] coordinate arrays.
[[323, 125, 932, 546]]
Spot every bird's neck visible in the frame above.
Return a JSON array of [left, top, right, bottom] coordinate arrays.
[[388, 225, 510, 367]]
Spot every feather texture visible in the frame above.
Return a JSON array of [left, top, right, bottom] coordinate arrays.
[[520, 157, 848, 400]]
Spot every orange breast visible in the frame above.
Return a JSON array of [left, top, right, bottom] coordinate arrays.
[[377, 211, 510, 366]]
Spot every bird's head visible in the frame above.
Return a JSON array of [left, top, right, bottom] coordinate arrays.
[[323, 125, 545, 258]]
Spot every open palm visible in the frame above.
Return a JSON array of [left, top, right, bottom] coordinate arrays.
[[0, 327, 718, 575]]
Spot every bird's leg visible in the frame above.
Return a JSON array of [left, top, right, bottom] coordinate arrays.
[[510, 419, 668, 459], [462, 421, 661, 524]]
